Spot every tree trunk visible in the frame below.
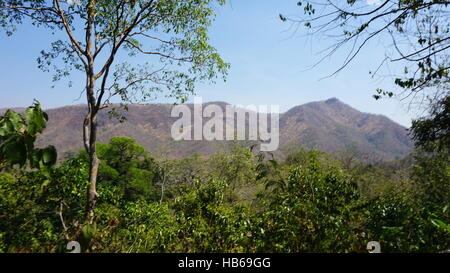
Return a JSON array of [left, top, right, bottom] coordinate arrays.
[[86, 111, 99, 224], [84, 62, 99, 223]]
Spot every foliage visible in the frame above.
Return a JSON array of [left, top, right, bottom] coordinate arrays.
[[93, 200, 178, 252], [254, 153, 365, 252], [0, 101, 57, 170], [411, 95, 450, 152], [208, 145, 260, 203], [0, 0, 229, 99], [283, 1, 449, 102], [367, 196, 449, 253], [1, 130, 448, 252], [172, 179, 252, 253], [94, 136, 160, 202], [0, 0, 229, 223], [0, 157, 88, 252]]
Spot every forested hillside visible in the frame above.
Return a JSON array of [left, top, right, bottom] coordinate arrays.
[[0, 103, 448, 253], [4, 98, 413, 160]]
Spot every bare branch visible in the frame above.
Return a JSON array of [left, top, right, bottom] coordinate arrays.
[[53, 0, 87, 57]]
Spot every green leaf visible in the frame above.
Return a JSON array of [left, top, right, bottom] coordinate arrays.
[[0, 121, 13, 137], [2, 140, 27, 167], [25, 104, 47, 135], [431, 219, 450, 233], [41, 146, 57, 166], [5, 110, 24, 131]]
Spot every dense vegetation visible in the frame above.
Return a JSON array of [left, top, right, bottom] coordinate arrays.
[[0, 102, 448, 253], [1, 1, 447, 254]]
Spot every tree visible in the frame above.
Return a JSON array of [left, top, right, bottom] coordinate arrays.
[[282, 0, 449, 103], [409, 95, 450, 250], [0, 0, 229, 222], [171, 179, 252, 252], [411, 95, 450, 152], [95, 136, 159, 202], [255, 153, 364, 252], [410, 94, 449, 209], [208, 145, 259, 202]]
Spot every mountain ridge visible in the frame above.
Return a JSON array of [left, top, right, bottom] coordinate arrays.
[[2, 98, 413, 160]]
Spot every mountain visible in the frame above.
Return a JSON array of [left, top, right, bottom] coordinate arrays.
[[3, 98, 413, 160], [279, 98, 413, 159]]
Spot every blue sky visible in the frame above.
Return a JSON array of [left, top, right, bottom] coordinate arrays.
[[0, 0, 418, 127]]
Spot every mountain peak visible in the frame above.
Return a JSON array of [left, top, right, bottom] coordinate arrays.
[[324, 97, 341, 104]]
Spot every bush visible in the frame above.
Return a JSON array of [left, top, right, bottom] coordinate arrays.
[[254, 153, 365, 252]]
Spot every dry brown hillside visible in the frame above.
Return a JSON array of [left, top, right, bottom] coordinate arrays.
[[2, 98, 413, 160]]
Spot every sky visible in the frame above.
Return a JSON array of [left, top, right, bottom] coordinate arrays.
[[0, 0, 420, 127]]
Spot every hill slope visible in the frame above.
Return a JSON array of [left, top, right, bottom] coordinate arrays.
[[279, 98, 412, 159], [7, 98, 412, 160]]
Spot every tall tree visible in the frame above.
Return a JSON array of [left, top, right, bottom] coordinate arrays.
[[281, 0, 449, 104], [0, 0, 228, 223], [411, 95, 450, 152]]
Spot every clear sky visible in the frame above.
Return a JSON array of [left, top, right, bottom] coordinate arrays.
[[0, 0, 419, 127]]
